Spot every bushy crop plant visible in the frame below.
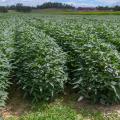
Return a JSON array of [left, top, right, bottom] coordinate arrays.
[[0, 26, 14, 107], [93, 23, 120, 52], [72, 40, 120, 104], [14, 24, 67, 102]]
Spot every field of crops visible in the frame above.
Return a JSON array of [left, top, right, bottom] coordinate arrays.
[[0, 14, 120, 110]]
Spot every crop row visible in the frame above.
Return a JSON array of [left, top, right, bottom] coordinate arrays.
[[0, 18, 15, 107], [0, 17, 67, 106], [14, 23, 67, 102]]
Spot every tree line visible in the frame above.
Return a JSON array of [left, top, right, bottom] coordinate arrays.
[[97, 6, 120, 11], [0, 2, 120, 13], [37, 2, 75, 9], [0, 2, 75, 13], [0, 3, 32, 13]]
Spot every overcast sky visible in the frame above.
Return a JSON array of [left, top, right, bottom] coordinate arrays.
[[0, 0, 120, 7]]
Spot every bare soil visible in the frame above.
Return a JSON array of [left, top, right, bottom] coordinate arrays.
[[0, 86, 31, 119]]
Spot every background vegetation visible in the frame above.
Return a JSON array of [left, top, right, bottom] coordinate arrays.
[[0, 2, 120, 13]]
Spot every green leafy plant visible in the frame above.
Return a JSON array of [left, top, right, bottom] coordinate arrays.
[[14, 24, 67, 102], [0, 21, 14, 107]]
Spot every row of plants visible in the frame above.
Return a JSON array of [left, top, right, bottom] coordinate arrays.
[[94, 23, 120, 52], [31, 16, 120, 104], [14, 23, 67, 102], [0, 18, 15, 107]]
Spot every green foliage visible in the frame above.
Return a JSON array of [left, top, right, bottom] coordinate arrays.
[[0, 6, 8, 13], [37, 2, 75, 9], [72, 41, 120, 104], [32, 16, 120, 104], [15, 3, 32, 13], [0, 14, 120, 106], [14, 24, 67, 102], [62, 11, 120, 15], [0, 27, 14, 107], [94, 23, 120, 51]]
